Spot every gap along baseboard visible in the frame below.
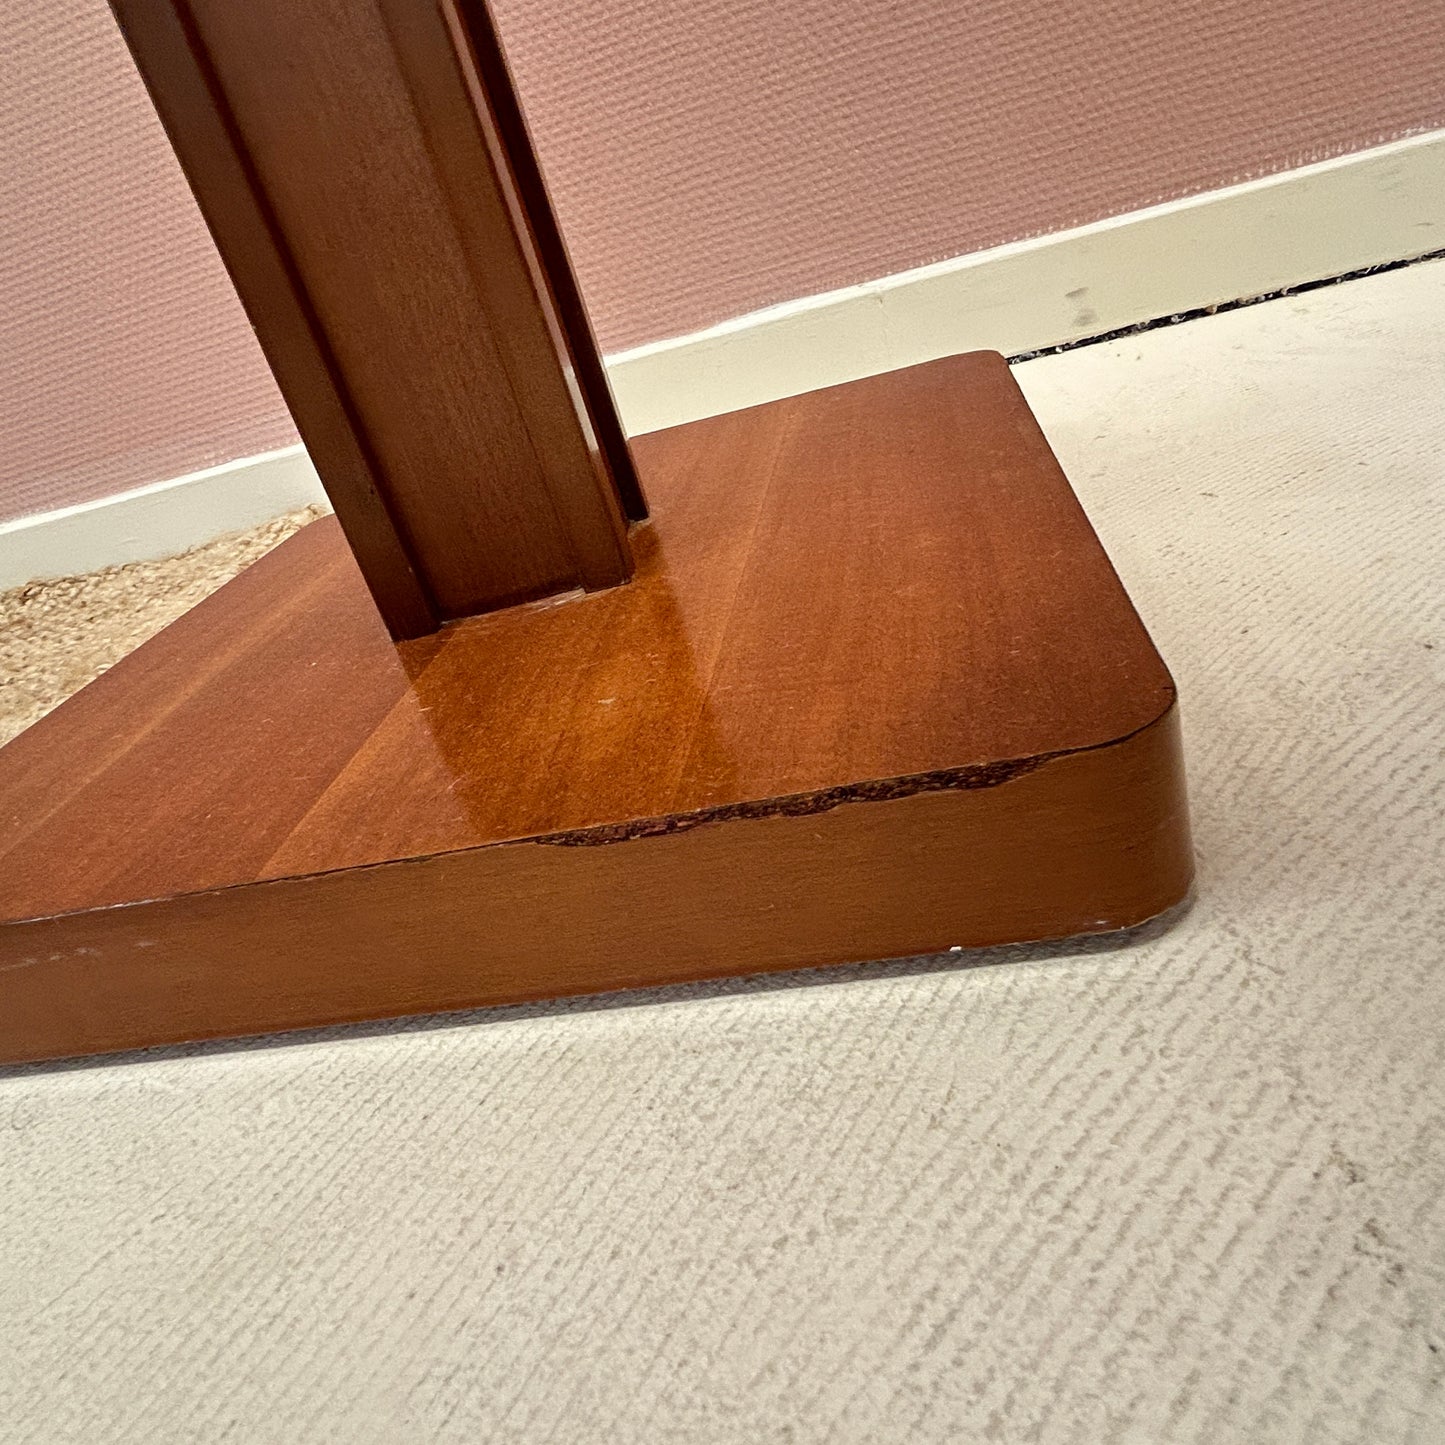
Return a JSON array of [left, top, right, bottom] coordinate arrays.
[[608, 128, 1445, 434], [3, 128, 1442, 588]]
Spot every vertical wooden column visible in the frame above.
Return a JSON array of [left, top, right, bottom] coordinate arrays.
[[110, 0, 646, 639]]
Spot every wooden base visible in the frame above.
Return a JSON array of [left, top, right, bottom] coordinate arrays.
[[0, 354, 1192, 1064]]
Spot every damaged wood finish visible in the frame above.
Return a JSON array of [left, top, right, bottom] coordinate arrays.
[[0, 717, 1190, 1065], [0, 354, 1194, 1064], [108, 0, 643, 639]]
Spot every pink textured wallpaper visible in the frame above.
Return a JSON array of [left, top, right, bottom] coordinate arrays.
[[1, 6, 295, 524], [496, 0, 1445, 349], [3, 0, 1444, 523]]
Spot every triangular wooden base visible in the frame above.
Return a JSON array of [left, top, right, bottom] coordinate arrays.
[[0, 354, 1192, 1063]]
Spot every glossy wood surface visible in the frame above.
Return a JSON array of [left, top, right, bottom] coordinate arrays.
[[446, 0, 646, 524], [0, 354, 1193, 1062], [109, 0, 642, 636], [0, 721, 1190, 1066]]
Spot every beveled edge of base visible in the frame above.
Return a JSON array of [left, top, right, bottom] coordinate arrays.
[[0, 702, 1193, 1065], [0, 890, 1197, 1078]]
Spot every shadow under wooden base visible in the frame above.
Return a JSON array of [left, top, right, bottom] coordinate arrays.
[[0, 353, 1193, 1064]]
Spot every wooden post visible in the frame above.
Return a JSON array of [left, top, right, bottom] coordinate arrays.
[[0, 6, 1195, 1062], [110, 0, 645, 639]]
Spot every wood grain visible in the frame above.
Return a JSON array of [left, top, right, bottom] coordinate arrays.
[[444, 0, 646, 524], [109, 0, 642, 636], [0, 354, 1193, 1062]]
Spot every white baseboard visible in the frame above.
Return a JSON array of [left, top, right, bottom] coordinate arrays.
[[606, 128, 1445, 433], [0, 446, 327, 591], [5, 127, 1442, 587]]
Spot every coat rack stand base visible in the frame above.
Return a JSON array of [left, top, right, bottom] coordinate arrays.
[[0, 353, 1193, 1065]]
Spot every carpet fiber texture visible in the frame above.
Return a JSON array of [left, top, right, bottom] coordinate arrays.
[[0, 506, 319, 746], [0, 263, 1441, 1443]]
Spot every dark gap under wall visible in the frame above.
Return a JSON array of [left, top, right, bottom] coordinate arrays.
[[1008, 247, 1445, 363]]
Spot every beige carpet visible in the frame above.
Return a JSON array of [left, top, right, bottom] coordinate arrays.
[[0, 505, 321, 747], [1, 261, 1442, 1444]]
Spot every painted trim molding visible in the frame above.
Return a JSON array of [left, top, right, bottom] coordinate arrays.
[[4, 127, 1443, 586], [607, 128, 1445, 434], [0, 446, 327, 591]]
